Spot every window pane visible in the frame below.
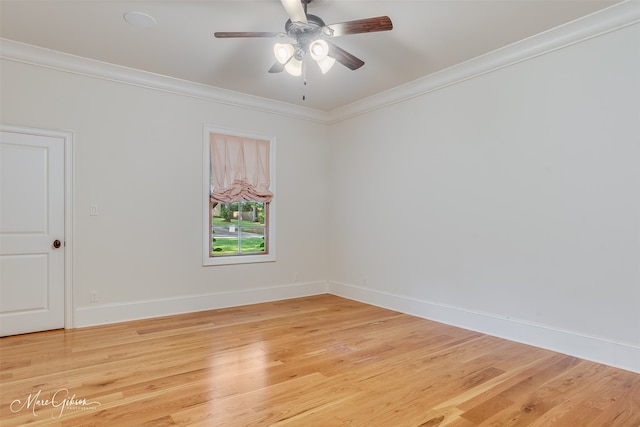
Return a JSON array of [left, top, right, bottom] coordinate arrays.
[[211, 201, 268, 256], [211, 203, 239, 255], [239, 201, 266, 254], [239, 227, 266, 254]]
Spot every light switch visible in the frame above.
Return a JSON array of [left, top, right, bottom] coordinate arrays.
[[90, 204, 98, 216]]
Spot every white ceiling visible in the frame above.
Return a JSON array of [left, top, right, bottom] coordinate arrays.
[[0, 0, 623, 112]]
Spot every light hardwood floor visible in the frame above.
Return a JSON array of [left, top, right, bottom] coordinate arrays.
[[1, 294, 639, 426]]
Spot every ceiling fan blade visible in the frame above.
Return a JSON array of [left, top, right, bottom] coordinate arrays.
[[326, 42, 365, 71], [268, 62, 285, 73], [279, 0, 307, 24], [214, 32, 281, 38], [325, 16, 393, 37]]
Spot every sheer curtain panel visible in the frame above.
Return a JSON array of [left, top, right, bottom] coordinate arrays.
[[210, 133, 273, 204]]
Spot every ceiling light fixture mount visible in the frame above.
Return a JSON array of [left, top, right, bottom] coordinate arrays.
[[123, 11, 157, 28]]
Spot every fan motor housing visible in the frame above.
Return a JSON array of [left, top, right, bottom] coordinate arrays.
[[285, 14, 329, 42]]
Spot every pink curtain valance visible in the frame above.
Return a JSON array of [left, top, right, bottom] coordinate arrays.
[[210, 133, 273, 204]]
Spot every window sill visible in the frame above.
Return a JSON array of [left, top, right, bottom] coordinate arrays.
[[202, 253, 276, 266]]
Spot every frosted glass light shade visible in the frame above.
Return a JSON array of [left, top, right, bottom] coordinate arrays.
[[284, 57, 303, 76], [309, 39, 335, 74], [315, 56, 335, 74], [274, 43, 294, 64]]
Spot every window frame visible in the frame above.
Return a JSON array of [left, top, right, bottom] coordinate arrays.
[[202, 125, 276, 266]]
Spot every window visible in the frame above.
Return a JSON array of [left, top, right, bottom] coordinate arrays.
[[203, 126, 275, 266], [211, 201, 267, 255]]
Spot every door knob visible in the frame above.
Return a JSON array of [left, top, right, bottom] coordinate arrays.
[[53, 240, 62, 249]]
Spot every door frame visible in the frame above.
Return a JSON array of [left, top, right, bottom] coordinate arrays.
[[1, 124, 74, 329]]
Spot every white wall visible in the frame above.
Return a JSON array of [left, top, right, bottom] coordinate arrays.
[[0, 59, 331, 325], [328, 23, 640, 372]]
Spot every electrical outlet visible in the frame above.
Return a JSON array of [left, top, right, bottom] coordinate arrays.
[[90, 291, 99, 302], [293, 272, 299, 282]]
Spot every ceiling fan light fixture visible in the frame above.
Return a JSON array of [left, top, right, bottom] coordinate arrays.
[[284, 57, 303, 76], [215, 2, 393, 79], [274, 43, 294, 64]]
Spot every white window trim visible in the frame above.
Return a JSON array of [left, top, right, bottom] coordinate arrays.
[[202, 125, 276, 266]]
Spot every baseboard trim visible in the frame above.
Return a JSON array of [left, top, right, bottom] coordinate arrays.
[[72, 280, 639, 373], [74, 281, 328, 328], [328, 281, 640, 374]]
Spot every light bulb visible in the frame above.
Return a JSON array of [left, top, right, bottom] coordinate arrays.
[[273, 43, 294, 64], [309, 39, 329, 61]]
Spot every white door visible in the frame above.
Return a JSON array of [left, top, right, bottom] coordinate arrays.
[[0, 130, 65, 336]]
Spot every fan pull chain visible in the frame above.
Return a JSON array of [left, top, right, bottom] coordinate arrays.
[[302, 60, 307, 101]]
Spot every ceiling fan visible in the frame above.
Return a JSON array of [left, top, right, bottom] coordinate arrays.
[[214, 0, 393, 77]]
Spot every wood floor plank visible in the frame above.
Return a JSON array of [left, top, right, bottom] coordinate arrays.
[[1, 295, 638, 426]]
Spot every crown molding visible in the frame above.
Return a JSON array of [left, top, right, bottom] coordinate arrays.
[[0, 38, 330, 124], [1, 1, 638, 126], [326, 0, 640, 124]]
